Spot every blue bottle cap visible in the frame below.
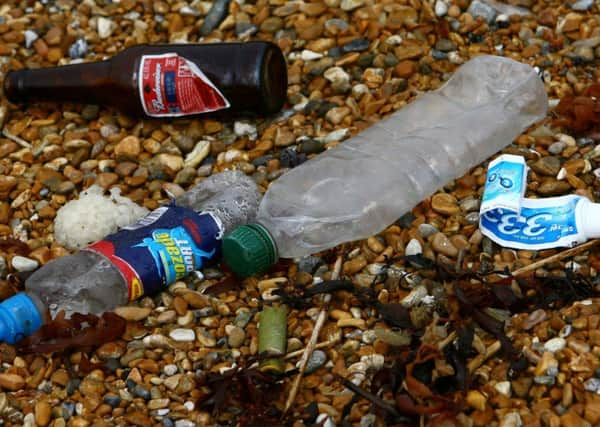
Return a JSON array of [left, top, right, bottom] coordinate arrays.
[[0, 293, 44, 344]]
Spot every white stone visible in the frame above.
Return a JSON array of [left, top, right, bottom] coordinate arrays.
[[24, 30, 38, 49], [401, 285, 428, 308], [169, 328, 196, 342], [174, 420, 195, 427], [316, 413, 336, 427], [499, 412, 522, 427], [324, 128, 349, 142], [448, 51, 464, 64], [324, 66, 350, 86], [340, 0, 365, 11], [404, 238, 423, 256], [495, 381, 511, 397], [366, 263, 385, 275], [184, 140, 211, 168], [183, 401, 195, 411], [385, 35, 403, 45], [361, 353, 384, 370], [97, 17, 116, 39], [23, 413, 35, 427], [351, 85, 369, 101], [233, 121, 258, 140], [434, 0, 448, 17], [163, 364, 178, 376], [301, 49, 323, 61], [11, 256, 39, 272], [557, 133, 576, 147], [543, 337, 566, 353]]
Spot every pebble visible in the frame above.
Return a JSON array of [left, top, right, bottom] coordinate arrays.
[[584, 378, 600, 393], [304, 350, 328, 374], [466, 390, 487, 411], [342, 38, 370, 53], [434, 0, 448, 17], [97, 17, 116, 39], [495, 381, 511, 397], [544, 337, 566, 352], [467, 0, 496, 23], [169, 328, 195, 342], [11, 256, 39, 272], [324, 67, 351, 93], [24, 30, 38, 49], [431, 193, 460, 216], [340, 0, 365, 11], [199, 0, 230, 36], [531, 156, 561, 176], [114, 306, 152, 321], [226, 325, 246, 348], [404, 239, 423, 256], [68, 38, 87, 59], [570, 0, 593, 10], [431, 233, 458, 258]]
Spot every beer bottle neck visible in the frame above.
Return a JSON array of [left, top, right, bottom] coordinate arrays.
[[4, 60, 113, 106]]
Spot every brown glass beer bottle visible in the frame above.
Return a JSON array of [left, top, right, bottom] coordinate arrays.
[[3, 41, 287, 118]]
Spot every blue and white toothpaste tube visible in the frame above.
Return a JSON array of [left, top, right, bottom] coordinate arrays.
[[479, 154, 600, 250]]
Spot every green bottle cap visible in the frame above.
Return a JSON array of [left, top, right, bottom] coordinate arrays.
[[222, 223, 278, 278]]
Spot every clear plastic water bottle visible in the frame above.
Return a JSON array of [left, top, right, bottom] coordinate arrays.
[[222, 55, 548, 277], [0, 171, 261, 343]]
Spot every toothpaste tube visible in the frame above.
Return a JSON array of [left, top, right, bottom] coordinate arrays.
[[479, 154, 600, 250]]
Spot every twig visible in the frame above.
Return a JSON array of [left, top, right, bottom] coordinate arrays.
[[437, 330, 458, 351], [512, 239, 600, 277], [467, 340, 501, 374], [248, 337, 341, 370], [337, 375, 400, 418], [2, 128, 32, 148], [283, 256, 342, 415], [284, 337, 340, 360]]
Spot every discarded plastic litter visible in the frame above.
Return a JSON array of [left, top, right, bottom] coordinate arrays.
[[480, 154, 600, 250], [3, 41, 287, 118], [0, 171, 260, 343], [222, 55, 548, 277]]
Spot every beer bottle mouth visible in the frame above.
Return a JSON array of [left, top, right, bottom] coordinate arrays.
[[260, 45, 287, 115], [3, 70, 26, 103]]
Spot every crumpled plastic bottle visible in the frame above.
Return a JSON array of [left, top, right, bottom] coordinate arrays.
[[222, 55, 549, 277]]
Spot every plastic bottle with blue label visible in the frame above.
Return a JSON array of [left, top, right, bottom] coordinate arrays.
[[0, 171, 261, 343], [221, 55, 549, 277]]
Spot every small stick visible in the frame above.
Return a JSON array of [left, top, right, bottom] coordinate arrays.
[[437, 330, 458, 351], [467, 340, 501, 374], [283, 256, 342, 416], [248, 338, 340, 370], [2, 128, 32, 148], [512, 239, 600, 277], [284, 337, 340, 360]]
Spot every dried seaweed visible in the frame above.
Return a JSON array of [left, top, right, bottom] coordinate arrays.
[[374, 302, 414, 329], [0, 238, 30, 255], [303, 280, 354, 297], [553, 83, 600, 134], [453, 283, 513, 356], [15, 311, 126, 354], [337, 375, 402, 420], [197, 363, 287, 427]]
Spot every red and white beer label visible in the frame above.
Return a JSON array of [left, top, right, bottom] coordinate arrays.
[[138, 53, 230, 117]]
